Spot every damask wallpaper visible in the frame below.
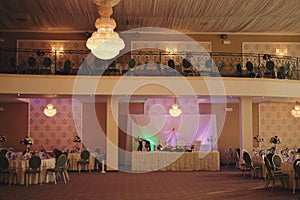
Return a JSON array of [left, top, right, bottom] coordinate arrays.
[[259, 102, 300, 151], [29, 98, 82, 151]]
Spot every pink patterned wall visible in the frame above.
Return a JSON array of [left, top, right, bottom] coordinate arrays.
[[29, 98, 82, 151], [259, 102, 300, 150]]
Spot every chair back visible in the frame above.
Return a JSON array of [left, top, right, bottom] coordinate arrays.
[[28, 156, 41, 169], [242, 151, 252, 165], [80, 150, 90, 160], [264, 156, 275, 178], [56, 154, 67, 169], [228, 147, 234, 157], [293, 159, 300, 178], [0, 156, 9, 170], [266, 153, 274, 167], [272, 154, 282, 170], [53, 148, 62, 160], [235, 148, 240, 159], [0, 149, 8, 156]]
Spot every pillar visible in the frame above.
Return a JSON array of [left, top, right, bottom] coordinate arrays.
[[106, 95, 119, 171]]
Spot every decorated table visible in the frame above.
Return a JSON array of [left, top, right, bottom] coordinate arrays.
[[131, 150, 220, 172], [68, 152, 95, 171], [8, 157, 55, 185], [281, 162, 295, 190]]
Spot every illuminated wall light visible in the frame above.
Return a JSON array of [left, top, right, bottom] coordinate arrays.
[[169, 100, 182, 117], [275, 48, 288, 56], [166, 47, 177, 54], [43, 103, 57, 117], [291, 102, 300, 118]]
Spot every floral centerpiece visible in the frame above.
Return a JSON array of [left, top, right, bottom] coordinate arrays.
[[73, 136, 81, 152], [0, 135, 6, 143], [20, 136, 34, 145], [253, 135, 264, 149], [254, 135, 264, 143], [73, 136, 81, 143], [270, 135, 280, 151], [270, 136, 280, 144]]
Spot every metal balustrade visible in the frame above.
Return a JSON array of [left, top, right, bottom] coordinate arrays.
[[0, 48, 299, 80]]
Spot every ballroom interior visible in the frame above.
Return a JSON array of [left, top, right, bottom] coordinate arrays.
[[0, 0, 300, 199]]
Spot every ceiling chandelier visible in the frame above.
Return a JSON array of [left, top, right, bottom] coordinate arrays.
[[169, 99, 182, 117], [86, 0, 125, 60], [44, 103, 57, 117], [291, 102, 300, 118]]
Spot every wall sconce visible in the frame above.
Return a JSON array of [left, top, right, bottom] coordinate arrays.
[[44, 103, 57, 117], [275, 48, 288, 56], [169, 99, 182, 117], [291, 102, 300, 118]]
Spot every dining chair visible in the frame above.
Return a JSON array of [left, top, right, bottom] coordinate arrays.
[[0, 156, 17, 186], [24, 156, 42, 186], [225, 147, 236, 168], [0, 149, 8, 156], [293, 158, 300, 194], [241, 151, 262, 178], [77, 150, 90, 173], [45, 154, 68, 184], [235, 148, 240, 168], [266, 153, 274, 169], [264, 157, 289, 190], [272, 154, 283, 172]]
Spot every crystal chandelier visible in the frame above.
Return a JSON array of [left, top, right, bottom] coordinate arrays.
[[169, 99, 182, 117], [44, 104, 57, 117], [291, 102, 300, 118], [86, 0, 125, 60]]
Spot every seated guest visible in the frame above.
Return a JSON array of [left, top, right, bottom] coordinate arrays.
[[138, 139, 151, 151]]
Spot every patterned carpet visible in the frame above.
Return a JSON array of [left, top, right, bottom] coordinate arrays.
[[0, 166, 299, 200]]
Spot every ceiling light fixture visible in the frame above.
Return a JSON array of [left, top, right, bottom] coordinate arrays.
[[291, 102, 300, 118], [86, 0, 125, 60], [44, 103, 57, 117], [169, 99, 182, 117]]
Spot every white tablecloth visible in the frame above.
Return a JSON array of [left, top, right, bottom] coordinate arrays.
[[131, 150, 220, 172], [281, 162, 294, 189], [9, 158, 55, 185]]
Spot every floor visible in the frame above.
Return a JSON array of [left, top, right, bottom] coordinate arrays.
[[0, 165, 299, 200]]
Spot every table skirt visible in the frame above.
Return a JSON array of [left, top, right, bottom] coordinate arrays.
[[131, 151, 220, 172]]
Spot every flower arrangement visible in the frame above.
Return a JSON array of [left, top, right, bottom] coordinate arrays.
[[270, 136, 280, 144], [73, 136, 81, 143], [20, 136, 34, 145], [0, 135, 6, 143], [253, 135, 264, 142]]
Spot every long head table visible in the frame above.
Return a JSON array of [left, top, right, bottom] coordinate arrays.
[[131, 150, 220, 172]]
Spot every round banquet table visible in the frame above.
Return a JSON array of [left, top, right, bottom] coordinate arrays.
[[7, 157, 56, 185]]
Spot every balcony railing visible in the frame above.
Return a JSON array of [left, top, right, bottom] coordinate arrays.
[[0, 48, 299, 80]]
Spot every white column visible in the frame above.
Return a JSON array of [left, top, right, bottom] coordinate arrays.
[[106, 95, 119, 171], [239, 97, 253, 164]]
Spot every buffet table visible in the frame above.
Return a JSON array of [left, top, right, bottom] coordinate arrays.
[[131, 151, 220, 172], [68, 152, 95, 171], [9, 158, 55, 185]]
